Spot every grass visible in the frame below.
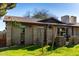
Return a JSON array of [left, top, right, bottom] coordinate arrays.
[[0, 44, 79, 56]]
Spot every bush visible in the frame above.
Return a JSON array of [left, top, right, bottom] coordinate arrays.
[[54, 36, 66, 47], [68, 36, 79, 45]]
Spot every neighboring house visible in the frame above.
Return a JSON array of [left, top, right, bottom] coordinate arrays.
[[2, 15, 79, 46]]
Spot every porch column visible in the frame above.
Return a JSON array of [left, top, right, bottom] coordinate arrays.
[[6, 23, 12, 46], [52, 26, 57, 37], [51, 26, 57, 48], [32, 26, 38, 44], [44, 26, 48, 45], [25, 26, 30, 45]]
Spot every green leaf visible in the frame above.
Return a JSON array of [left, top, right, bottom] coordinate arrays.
[[0, 3, 16, 17], [0, 3, 7, 10], [0, 9, 7, 16], [6, 3, 16, 9]]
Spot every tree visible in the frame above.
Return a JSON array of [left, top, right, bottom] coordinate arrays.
[[32, 9, 50, 19], [24, 11, 31, 18], [32, 9, 50, 55], [0, 3, 16, 46], [0, 3, 16, 17]]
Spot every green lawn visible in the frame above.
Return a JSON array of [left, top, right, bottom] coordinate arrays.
[[0, 44, 79, 56]]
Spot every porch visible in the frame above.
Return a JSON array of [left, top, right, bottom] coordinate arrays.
[[22, 23, 79, 46], [5, 21, 79, 47]]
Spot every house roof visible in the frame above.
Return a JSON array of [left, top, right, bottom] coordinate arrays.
[[4, 15, 64, 23], [38, 17, 64, 24], [3, 16, 67, 26], [4, 16, 42, 22], [70, 23, 79, 27], [3, 16, 79, 27]]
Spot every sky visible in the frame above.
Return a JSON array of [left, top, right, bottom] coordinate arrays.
[[1, 3, 79, 31]]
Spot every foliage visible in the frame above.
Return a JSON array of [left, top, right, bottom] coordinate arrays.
[[0, 9, 7, 16], [12, 21, 26, 29], [24, 11, 31, 18], [32, 9, 50, 19], [68, 36, 78, 46], [0, 3, 16, 17]]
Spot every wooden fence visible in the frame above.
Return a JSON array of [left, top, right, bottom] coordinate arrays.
[[0, 31, 6, 47]]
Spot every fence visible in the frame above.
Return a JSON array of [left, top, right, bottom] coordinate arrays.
[[0, 31, 6, 47]]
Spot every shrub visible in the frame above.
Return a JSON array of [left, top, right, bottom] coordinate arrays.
[[68, 36, 79, 45], [54, 36, 66, 47]]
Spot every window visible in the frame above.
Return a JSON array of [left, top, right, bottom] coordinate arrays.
[[57, 28, 67, 36]]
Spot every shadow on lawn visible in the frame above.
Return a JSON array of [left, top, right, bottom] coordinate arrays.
[[66, 44, 75, 48], [22, 45, 41, 51], [45, 43, 57, 51], [46, 44, 75, 51], [46, 46, 58, 51], [0, 44, 76, 52], [0, 45, 42, 52]]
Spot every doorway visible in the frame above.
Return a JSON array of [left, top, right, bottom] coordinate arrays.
[[20, 28, 25, 45]]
